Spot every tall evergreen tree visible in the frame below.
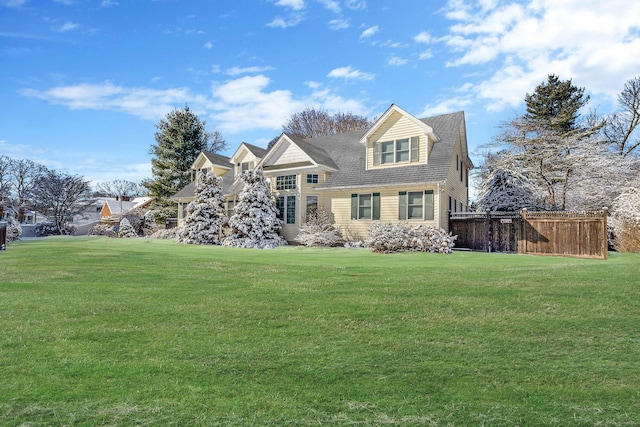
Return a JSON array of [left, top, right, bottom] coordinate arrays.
[[222, 168, 286, 249], [177, 171, 226, 245], [143, 106, 214, 220], [524, 74, 589, 133]]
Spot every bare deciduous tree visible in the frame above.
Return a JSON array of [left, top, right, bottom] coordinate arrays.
[[602, 76, 640, 157]]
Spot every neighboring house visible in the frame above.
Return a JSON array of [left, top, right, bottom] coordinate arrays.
[[99, 196, 154, 219], [172, 105, 473, 241]]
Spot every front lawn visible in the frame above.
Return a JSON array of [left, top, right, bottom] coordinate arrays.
[[1, 237, 639, 426]]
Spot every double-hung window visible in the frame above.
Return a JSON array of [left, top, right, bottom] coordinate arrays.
[[398, 190, 434, 220], [373, 136, 420, 166], [306, 195, 318, 218], [350, 193, 380, 220], [276, 175, 296, 190], [276, 196, 296, 224]]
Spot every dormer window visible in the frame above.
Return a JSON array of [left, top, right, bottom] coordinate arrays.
[[373, 136, 420, 166], [240, 161, 251, 172]]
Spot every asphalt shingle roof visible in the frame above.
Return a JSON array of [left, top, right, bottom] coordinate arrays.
[[305, 111, 465, 190]]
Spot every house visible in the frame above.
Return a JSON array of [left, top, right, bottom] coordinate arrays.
[[172, 104, 473, 241], [99, 196, 154, 219]]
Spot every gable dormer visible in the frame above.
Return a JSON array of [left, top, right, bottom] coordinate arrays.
[[231, 142, 267, 175], [360, 104, 437, 170], [191, 151, 232, 181]]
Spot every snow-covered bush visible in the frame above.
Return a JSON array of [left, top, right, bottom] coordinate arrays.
[[6, 217, 22, 242], [610, 187, 640, 253], [294, 207, 342, 247], [148, 228, 178, 239], [222, 168, 287, 249], [89, 223, 116, 237], [118, 217, 138, 238], [177, 171, 226, 245], [142, 210, 159, 236], [33, 221, 75, 236], [366, 222, 413, 253], [365, 222, 457, 254], [410, 224, 457, 253]]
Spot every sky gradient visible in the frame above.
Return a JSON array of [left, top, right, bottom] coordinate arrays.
[[1, 0, 639, 192]]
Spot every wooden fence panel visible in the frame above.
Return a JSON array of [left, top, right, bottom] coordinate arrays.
[[522, 210, 608, 259], [450, 210, 608, 259]]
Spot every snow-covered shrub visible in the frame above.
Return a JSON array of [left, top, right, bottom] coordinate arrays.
[[294, 207, 342, 247], [118, 217, 138, 238], [344, 240, 365, 249], [610, 187, 640, 253], [365, 222, 457, 254], [89, 223, 115, 236], [142, 210, 159, 236], [222, 168, 287, 249], [365, 222, 414, 253], [33, 221, 75, 236], [177, 171, 226, 245], [410, 225, 457, 253], [148, 228, 178, 240], [6, 217, 22, 242]]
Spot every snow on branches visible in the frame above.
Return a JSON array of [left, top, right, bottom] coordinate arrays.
[[610, 186, 640, 252], [365, 222, 457, 254], [177, 171, 226, 245], [118, 217, 138, 238], [294, 207, 342, 247], [222, 168, 287, 249]]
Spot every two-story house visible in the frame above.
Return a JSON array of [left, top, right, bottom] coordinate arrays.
[[172, 104, 473, 242]]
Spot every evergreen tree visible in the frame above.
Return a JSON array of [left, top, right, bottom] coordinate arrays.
[[143, 106, 214, 221], [222, 167, 286, 249], [118, 217, 138, 238], [177, 171, 226, 245], [525, 74, 589, 133]]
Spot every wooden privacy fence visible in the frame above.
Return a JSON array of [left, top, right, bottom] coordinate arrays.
[[449, 209, 608, 259]]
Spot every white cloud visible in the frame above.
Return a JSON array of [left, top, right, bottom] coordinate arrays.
[[20, 82, 203, 121], [274, 0, 304, 10], [440, 0, 640, 111], [327, 66, 374, 81], [345, 0, 366, 10], [203, 41, 213, 49], [418, 49, 433, 60], [359, 25, 378, 39], [20, 77, 370, 136], [0, 0, 28, 7], [420, 97, 473, 117], [387, 56, 408, 66], [100, 0, 118, 7], [267, 14, 304, 28], [53, 0, 74, 4], [328, 18, 349, 30], [54, 21, 80, 32], [414, 31, 432, 44], [226, 65, 276, 76], [317, 0, 340, 13]]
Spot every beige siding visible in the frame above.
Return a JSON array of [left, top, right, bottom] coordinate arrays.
[[366, 113, 429, 169], [273, 143, 309, 165], [328, 187, 442, 241]]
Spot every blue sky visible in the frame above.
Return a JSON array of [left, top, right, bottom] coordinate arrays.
[[2, 0, 639, 191]]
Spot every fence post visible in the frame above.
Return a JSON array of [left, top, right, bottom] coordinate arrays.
[[521, 208, 527, 255], [602, 207, 608, 260], [485, 209, 491, 253], [0, 220, 6, 251]]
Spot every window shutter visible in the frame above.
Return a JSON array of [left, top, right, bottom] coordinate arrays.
[[372, 193, 380, 220], [351, 194, 358, 219], [424, 190, 434, 220], [410, 137, 419, 163], [398, 191, 407, 220], [373, 142, 380, 166]]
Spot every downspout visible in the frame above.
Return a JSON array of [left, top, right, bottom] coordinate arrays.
[[436, 182, 441, 229]]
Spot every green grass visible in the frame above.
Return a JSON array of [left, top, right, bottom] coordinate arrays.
[[1, 237, 639, 426]]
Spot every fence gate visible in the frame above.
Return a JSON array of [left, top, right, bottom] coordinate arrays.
[[449, 211, 521, 253]]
